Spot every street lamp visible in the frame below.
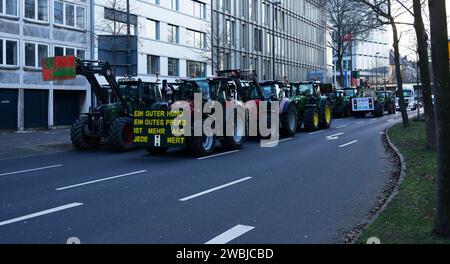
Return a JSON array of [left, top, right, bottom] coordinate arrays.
[[272, 1, 282, 80], [375, 52, 380, 87]]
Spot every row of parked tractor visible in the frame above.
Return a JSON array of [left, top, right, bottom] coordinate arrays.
[[61, 58, 396, 157]]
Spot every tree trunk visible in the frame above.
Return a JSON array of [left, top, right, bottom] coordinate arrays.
[[392, 21, 409, 127], [429, 0, 450, 238], [413, 0, 437, 149], [338, 57, 344, 88]]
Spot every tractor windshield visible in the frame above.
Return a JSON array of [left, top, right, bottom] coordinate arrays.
[[260, 85, 275, 99], [396, 90, 413, 98], [297, 83, 314, 95], [344, 89, 355, 97], [178, 80, 219, 101]]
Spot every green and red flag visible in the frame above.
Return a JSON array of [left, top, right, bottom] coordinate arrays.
[[42, 56, 76, 81]]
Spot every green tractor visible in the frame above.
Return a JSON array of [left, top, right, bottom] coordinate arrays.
[[352, 85, 384, 118], [330, 88, 356, 118], [70, 59, 166, 151], [376, 90, 396, 115], [288, 82, 333, 131]]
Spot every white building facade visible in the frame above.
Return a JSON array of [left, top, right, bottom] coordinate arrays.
[[0, 0, 93, 130], [93, 0, 212, 83], [334, 28, 390, 87]]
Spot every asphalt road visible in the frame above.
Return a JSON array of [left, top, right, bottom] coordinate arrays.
[[0, 112, 415, 244]]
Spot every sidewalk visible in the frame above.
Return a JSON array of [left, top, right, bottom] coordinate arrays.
[[0, 129, 73, 160]]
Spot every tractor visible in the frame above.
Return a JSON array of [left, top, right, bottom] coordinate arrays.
[[352, 85, 384, 118], [258, 81, 298, 137], [376, 90, 396, 115], [288, 82, 333, 131], [330, 88, 356, 118], [69, 58, 166, 151], [144, 76, 247, 156]]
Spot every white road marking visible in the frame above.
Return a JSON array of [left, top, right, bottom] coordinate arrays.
[[0, 164, 63, 177], [308, 130, 325, 135], [326, 133, 344, 141], [261, 137, 293, 147], [339, 140, 359, 148], [179, 177, 252, 202], [205, 225, 255, 244], [378, 132, 386, 135], [0, 203, 83, 227], [335, 125, 348, 129], [197, 150, 240, 160], [387, 118, 394, 122], [356, 121, 365, 124], [56, 170, 147, 191]]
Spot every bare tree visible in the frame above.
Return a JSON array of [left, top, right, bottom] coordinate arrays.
[[354, 0, 410, 127], [428, 0, 450, 238], [96, 0, 142, 75], [192, 11, 230, 76], [326, 0, 382, 88]]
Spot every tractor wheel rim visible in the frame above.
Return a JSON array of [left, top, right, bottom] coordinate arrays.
[[202, 135, 214, 150], [123, 124, 133, 145], [314, 112, 319, 127], [326, 105, 332, 123]]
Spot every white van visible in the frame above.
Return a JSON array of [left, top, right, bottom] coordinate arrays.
[[396, 85, 418, 111]]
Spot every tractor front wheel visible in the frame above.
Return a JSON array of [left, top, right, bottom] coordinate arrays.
[[188, 134, 216, 156], [222, 114, 246, 150], [319, 102, 332, 129], [280, 103, 298, 137], [109, 117, 134, 152], [71, 116, 100, 150], [303, 107, 320, 131]]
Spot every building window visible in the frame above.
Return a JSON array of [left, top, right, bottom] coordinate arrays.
[[0, 0, 18, 17], [167, 24, 179, 44], [186, 29, 205, 49], [0, 39, 18, 66], [147, 55, 160, 75], [54, 46, 86, 59], [171, 0, 178, 10], [168, 58, 179, 76], [146, 19, 160, 40], [189, 0, 205, 19], [103, 7, 137, 35], [53, 1, 85, 29], [24, 42, 48, 68], [186, 60, 206, 78], [24, 0, 48, 22]]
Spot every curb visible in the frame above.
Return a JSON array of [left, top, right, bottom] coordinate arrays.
[[350, 124, 407, 244]]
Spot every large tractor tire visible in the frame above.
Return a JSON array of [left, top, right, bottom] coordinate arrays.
[[71, 116, 100, 150], [319, 101, 332, 129], [109, 117, 134, 152], [344, 103, 352, 117], [280, 103, 298, 137], [373, 103, 384, 117], [222, 113, 246, 150], [303, 106, 320, 131], [188, 134, 216, 156], [147, 147, 168, 155]]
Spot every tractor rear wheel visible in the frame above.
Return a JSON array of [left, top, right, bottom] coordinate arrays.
[[303, 107, 320, 131], [71, 116, 100, 150], [109, 117, 134, 152], [374, 103, 384, 117], [319, 102, 332, 129], [222, 114, 246, 150], [280, 103, 298, 137]]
